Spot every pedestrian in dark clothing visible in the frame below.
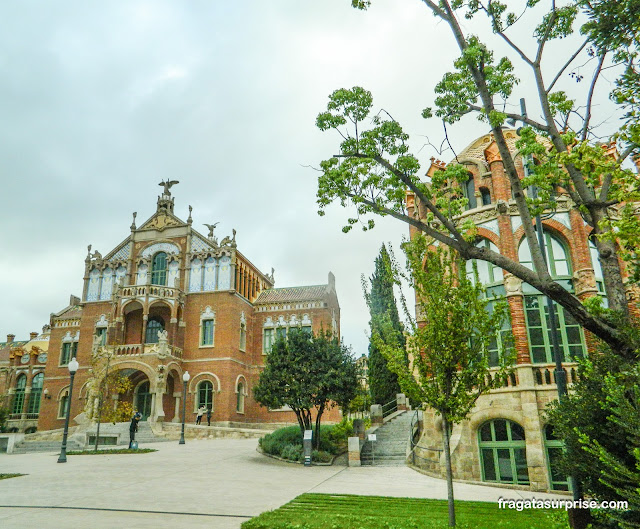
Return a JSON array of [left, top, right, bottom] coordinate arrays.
[[206, 408, 212, 426], [129, 412, 141, 448]]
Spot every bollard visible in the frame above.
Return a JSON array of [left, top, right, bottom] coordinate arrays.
[[303, 430, 313, 466]]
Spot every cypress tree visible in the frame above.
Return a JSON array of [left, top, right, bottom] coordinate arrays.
[[365, 244, 404, 405]]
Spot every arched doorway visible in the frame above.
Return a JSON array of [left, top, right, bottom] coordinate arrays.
[[135, 381, 153, 421]]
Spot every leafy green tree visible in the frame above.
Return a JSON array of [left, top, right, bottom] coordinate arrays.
[[0, 405, 8, 433], [316, 0, 640, 357], [253, 329, 358, 448], [363, 245, 403, 405], [375, 237, 514, 527]]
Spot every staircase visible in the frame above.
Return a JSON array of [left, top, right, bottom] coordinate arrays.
[[11, 421, 170, 454], [361, 411, 412, 466], [11, 438, 83, 454]]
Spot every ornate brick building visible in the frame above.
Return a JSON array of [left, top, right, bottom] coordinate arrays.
[[3, 183, 341, 433], [407, 130, 638, 492]]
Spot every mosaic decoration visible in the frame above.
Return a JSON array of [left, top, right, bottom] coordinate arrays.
[[86, 268, 101, 301], [554, 212, 571, 230], [136, 263, 148, 285], [189, 258, 202, 292], [218, 256, 231, 290], [115, 266, 126, 284], [191, 235, 214, 253], [100, 267, 113, 300], [511, 216, 523, 233], [140, 242, 179, 258], [168, 260, 180, 287], [108, 242, 131, 261], [203, 257, 217, 291], [477, 219, 499, 236]]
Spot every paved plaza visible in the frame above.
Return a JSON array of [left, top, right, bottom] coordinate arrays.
[[0, 438, 563, 529]]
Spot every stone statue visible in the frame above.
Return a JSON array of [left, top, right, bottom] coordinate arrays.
[[158, 179, 179, 195], [204, 222, 219, 239], [157, 329, 168, 341]]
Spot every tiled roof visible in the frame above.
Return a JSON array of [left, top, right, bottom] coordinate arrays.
[[255, 285, 328, 304], [0, 340, 28, 349]]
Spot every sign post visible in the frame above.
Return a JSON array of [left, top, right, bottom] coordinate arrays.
[[303, 430, 313, 466]]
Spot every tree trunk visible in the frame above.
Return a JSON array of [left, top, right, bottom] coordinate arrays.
[[314, 405, 325, 450], [293, 409, 305, 438], [442, 416, 456, 528]]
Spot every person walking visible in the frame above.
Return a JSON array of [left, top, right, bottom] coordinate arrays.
[[196, 405, 205, 425], [129, 412, 141, 448], [206, 407, 212, 426]]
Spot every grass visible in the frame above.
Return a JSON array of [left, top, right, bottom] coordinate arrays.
[[65, 448, 157, 455], [241, 493, 569, 529], [0, 474, 25, 480]]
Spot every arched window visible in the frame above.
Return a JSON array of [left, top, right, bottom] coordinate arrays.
[[151, 252, 167, 285], [236, 381, 245, 413], [589, 240, 607, 299], [480, 187, 491, 206], [478, 419, 529, 485], [28, 373, 44, 414], [518, 231, 570, 278], [466, 239, 503, 287], [544, 424, 570, 491], [58, 389, 69, 419], [466, 239, 511, 367], [463, 174, 477, 210], [519, 232, 585, 363], [12, 374, 27, 415], [197, 381, 214, 410], [145, 317, 164, 344]]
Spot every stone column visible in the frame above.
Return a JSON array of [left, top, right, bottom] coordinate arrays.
[[348, 437, 361, 467], [370, 404, 383, 425], [172, 392, 181, 423], [396, 393, 407, 411]]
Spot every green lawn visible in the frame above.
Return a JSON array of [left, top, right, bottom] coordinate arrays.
[[65, 448, 157, 455], [241, 493, 568, 529], [0, 474, 25, 480]]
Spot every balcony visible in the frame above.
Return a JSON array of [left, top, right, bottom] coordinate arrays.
[[109, 343, 183, 360], [119, 284, 183, 303], [486, 362, 579, 392]]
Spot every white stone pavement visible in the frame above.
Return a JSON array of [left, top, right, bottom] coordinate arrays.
[[0, 438, 564, 529]]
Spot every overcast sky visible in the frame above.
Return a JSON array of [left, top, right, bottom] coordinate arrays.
[[0, 1, 618, 355]]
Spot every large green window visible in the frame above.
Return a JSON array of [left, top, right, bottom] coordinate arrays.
[[263, 328, 274, 354], [197, 381, 214, 410], [544, 424, 571, 491], [236, 382, 245, 413], [466, 239, 511, 367], [60, 341, 77, 366], [524, 295, 586, 363], [201, 319, 215, 346], [518, 231, 571, 278], [28, 373, 44, 414], [478, 419, 530, 485], [12, 374, 27, 415], [463, 174, 477, 210], [275, 327, 287, 341], [145, 317, 164, 344], [151, 252, 167, 285]]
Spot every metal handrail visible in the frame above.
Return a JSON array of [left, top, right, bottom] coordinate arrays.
[[381, 398, 397, 418], [409, 409, 443, 465]]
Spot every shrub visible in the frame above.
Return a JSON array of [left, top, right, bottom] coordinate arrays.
[[280, 444, 303, 462], [259, 421, 352, 462]]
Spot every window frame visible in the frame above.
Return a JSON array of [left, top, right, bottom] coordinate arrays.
[[262, 328, 274, 354], [27, 372, 44, 415], [151, 252, 168, 286], [145, 317, 165, 344], [544, 424, 571, 491], [12, 374, 27, 415], [478, 419, 529, 485], [196, 380, 214, 411]]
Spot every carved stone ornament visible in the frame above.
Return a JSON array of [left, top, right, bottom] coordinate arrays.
[[504, 274, 523, 296], [145, 213, 179, 232]]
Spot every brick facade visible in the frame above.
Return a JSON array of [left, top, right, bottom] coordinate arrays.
[[3, 186, 341, 433], [407, 130, 639, 492]]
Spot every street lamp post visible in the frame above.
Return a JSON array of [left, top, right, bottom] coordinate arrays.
[[58, 357, 80, 463], [179, 371, 190, 445]]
